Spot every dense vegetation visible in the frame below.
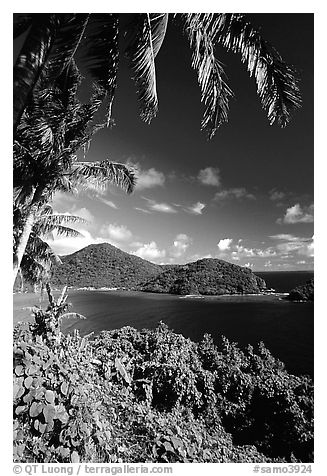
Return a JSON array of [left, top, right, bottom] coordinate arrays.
[[287, 279, 314, 302], [51, 243, 162, 289], [144, 259, 266, 295], [49, 243, 266, 295], [13, 290, 313, 463]]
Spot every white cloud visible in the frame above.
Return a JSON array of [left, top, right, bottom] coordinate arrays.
[[235, 244, 276, 258], [298, 238, 314, 257], [46, 229, 103, 256], [52, 191, 77, 208], [217, 238, 233, 251], [101, 224, 133, 242], [135, 167, 165, 190], [132, 241, 166, 261], [171, 234, 192, 257], [244, 262, 254, 269], [270, 234, 301, 242], [188, 253, 213, 262], [270, 233, 314, 258], [236, 245, 255, 256], [134, 207, 151, 214], [269, 189, 285, 201], [277, 203, 314, 224], [98, 197, 118, 209], [142, 197, 177, 213], [198, 167, 220, 186], [214, 188, 256, 201], [73, 207, 94, 223], [129, 241, 144, 248], [187, 202, 206, 215], [256, 248, 277, 257], [264, 260, 273, 268], [151, 202, 176, 213]]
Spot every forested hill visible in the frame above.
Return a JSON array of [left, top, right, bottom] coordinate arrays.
[[142, 259, 266, 295], [51, 243, 162, 289], [50, 243, 267, 295]]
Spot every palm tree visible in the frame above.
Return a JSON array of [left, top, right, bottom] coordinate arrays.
[[14, 13, 301, 139], [14, 204, 86, 291], [13, 62, 136, 285]]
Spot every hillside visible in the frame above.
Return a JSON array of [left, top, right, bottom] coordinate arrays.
[[287, 279, 314, 302], [51, 244, 266, 295], [141, 258, 266, 295], [51, 243, 162, 289]]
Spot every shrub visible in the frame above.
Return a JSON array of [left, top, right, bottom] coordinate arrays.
[[13, 292, 313, 463]]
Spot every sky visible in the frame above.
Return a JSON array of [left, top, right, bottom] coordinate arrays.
[[38, 13, 313, 271]]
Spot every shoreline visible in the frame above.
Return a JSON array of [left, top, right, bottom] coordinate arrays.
[[14, 285, 280, 296]]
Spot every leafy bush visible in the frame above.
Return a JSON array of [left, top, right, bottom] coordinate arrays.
[[13, 294, 313, 463]]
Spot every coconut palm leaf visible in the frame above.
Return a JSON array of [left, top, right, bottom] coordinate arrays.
[[14, 14, 91, 132], [13, 14, 60, 131], [72, 160, 136, 194], [44, 225, 82, 238], [182, 14, 234, 138], [81, 13, 119, 123], [24, 234, 61, 263], [211, 13, 302, 126], [45, 14, 90, 82], [34, 214, 86, 236], [125, 13, 168, 123], [57, 285, 68, 305], [18, 206, 87, 286]]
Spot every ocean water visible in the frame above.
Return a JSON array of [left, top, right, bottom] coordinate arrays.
[[13, 271, 314, 378], [256, 271, 314, 293]]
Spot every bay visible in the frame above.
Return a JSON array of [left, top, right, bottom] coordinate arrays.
[[13, 271, 314, 378]]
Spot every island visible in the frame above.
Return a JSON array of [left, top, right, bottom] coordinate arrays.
[[49, 243, 266, 295]]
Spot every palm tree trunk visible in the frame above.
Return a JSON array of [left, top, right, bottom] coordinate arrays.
[[13, 211, 35, 286]]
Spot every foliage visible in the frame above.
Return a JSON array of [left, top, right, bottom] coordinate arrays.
[[51, 243, 162, 289], [14, 204, 85, 290], [142, 258, 267, 295], [14, 13, 301, 138], [14, 296, 313, 463], [287, 279, 314, 302]]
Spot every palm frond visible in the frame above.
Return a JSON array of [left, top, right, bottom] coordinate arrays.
[[125, 13, 168, 123], [20, 235, 61, 285], [71, 160, 136, 194], [81, 14, 119, 123], [45, 14, 90, 81], [24, 234, 59, 262], [13, 14, 60, 132], [182, 14, 234, 138], [45, 225, 82, 239], [34, 214, 86, 236], [212, 14, 302, 126], [53, 60, 83, 110], [57, 285, 68, 306]]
